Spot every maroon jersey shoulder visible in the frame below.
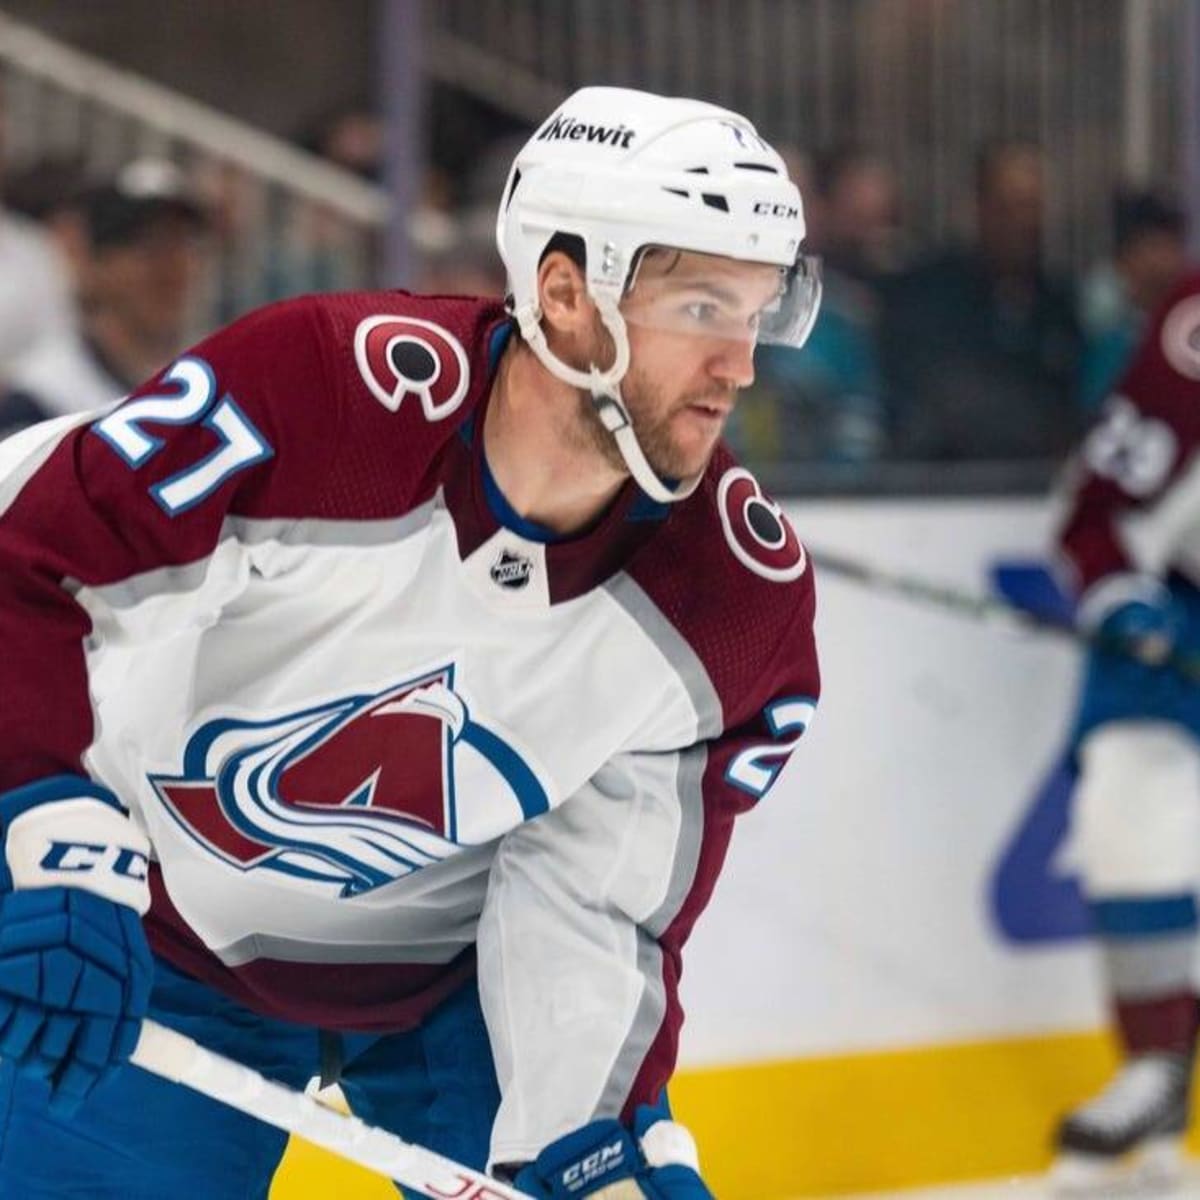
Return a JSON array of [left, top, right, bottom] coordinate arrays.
[[1056, 271, 1200, 592], [1121, 269, 1200, 424], [626, 444, 819, 728], [281, 290, 509, 520], [59, 290, 509, 528]]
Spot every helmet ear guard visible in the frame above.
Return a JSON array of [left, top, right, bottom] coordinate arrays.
[[496, 86, 821, 503]]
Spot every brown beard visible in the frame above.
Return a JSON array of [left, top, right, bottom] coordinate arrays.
[[575, 365, 732, 484], [567, 310, 731, 483]]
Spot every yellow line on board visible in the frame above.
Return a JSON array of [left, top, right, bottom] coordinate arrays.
[[269, 1029, 1173, 1199], [670, 1031, 1121, 1197]]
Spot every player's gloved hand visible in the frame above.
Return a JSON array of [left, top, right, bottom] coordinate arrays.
[[514, 1104, 714, 1198], [1095, 595, 1184, 667], [0, 777, 153, 1114]]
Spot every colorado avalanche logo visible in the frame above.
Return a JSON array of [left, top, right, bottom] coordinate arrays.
[[1161, 294, 1200, 381], [149, 666, 548, 897], [717, 467, 807, 582], [353, 315, 470, 420]]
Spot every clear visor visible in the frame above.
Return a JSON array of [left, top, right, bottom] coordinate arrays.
[[619, 247, 822, 349]]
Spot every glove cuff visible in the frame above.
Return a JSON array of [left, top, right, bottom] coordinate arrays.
[[639, 1120, 700, 1173], [0, 778, 150, 913]]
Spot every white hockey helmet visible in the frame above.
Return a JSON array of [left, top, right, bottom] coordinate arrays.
[[496, 85, 820, 502]]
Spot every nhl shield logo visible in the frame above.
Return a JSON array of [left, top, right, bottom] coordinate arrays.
[[149, 665, 548, 897], [490, 549, 533, 590]]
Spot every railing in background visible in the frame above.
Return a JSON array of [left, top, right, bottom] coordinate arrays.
[[426, 0, 1187, 275], [0, 11, 391, 330]]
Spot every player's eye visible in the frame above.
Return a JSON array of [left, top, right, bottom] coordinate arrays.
[[683, 301, 720, 324]]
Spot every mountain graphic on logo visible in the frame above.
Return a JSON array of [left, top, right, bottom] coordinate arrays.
[[149, 666, 549, 897]]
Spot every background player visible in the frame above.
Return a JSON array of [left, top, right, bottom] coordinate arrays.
[[0, 86, 820, 1197], [1053, 267, 1200, 1190]]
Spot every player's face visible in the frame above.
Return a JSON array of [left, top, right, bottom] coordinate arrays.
[[616, 250, 782, 480], [94, 216, 208, 348]]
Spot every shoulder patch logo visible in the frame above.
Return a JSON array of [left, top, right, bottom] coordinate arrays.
[[717, 467, 807, 582], [353, 315, 471, 420], [1161, 294, 1200, 382]]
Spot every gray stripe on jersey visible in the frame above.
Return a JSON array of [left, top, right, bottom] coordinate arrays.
[[1103, 933, 1199, 999], [67, 552, 223, 607], [644, 744, 707, 939], [596, 745, 707, 1116], [228, 498, 437, 548], [70, 498, 439, 609], [603, 573, 723, 741], [596, 929, 667, 1118], [216, 930, 474, 968]]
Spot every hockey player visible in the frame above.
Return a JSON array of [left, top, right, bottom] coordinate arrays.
[[1053, 266, 1200, 1189], [0, 87, 821, 1197]]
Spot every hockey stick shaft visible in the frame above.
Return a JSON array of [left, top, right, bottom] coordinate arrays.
[[809, 546, 1072, 639], [131, 1018, 526, 1199], [808, 546, 1200, 683]]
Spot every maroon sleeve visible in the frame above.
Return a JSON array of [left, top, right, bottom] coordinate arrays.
[[623, 464, 820, 1114], [1057, 271, 1200, 596], [0, 296, 344, 793]]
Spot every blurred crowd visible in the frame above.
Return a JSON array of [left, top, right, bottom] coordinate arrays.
[[732, 138, 1191, 471], [0, 100, 374, 441], [0, 95, 1193, 477]]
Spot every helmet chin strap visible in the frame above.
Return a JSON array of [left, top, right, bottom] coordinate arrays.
[[513, 294, 704, 505]]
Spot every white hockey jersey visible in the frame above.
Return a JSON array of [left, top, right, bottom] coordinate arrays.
[[0, 291, 819, 1160]]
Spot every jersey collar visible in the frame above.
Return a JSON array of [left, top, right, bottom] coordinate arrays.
[[441, 321, 670, 604]]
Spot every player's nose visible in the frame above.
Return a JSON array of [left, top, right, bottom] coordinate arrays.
[[709, 336, 756, 389]]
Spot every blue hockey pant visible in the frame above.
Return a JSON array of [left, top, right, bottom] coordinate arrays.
[[0, 954, 500, 1198]]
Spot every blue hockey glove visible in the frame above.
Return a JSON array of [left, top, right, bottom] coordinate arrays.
[[1095, 595, 1184, 667], [0, 777, 153, 1114], [515, 1105, 714, 1199]]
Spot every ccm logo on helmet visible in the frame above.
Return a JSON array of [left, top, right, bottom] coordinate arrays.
[[753, 201, 800, 219], [718, 467, 807, 582], [353, 315, 470, 421]]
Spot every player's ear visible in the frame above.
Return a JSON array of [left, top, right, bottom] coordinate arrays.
[[537, 250, 593, 336]]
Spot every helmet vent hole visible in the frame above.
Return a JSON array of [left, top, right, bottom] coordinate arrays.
[[702, 193, 729, 212], [663, 187, 690, 199], [503, 169, 522, 212], [734, 162, 779, 173]]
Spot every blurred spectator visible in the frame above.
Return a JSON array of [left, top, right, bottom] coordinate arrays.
[[412, 205, 505, 298], [0, 85, 76, 380], [3, 155, 88, 227], [811, 144, 904, 283], [734, 145, 899, 467], [202, 160, 366, 324], [406, 131, 517, 298], [880, 139, 1082, 460], [0, 159, 211, 437], [1078, 187, 1188, 411], [201, 108, 387, 323], [299, 104, 384, 182], [3, 155, 93, 302]]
